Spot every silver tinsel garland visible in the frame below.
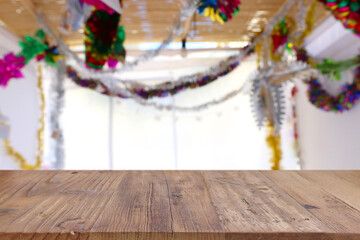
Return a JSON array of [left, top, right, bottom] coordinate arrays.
[[49, 60, 66, 169]]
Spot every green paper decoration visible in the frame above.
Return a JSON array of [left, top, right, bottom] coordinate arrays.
[[17, 30, 48, 64]]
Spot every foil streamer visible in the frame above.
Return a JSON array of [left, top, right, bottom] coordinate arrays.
[[49, 60, 66, 169]]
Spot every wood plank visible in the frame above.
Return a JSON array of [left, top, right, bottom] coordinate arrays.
[[262, 171, 360, 234], [297, 171, 360, 212], [202, 171, 331, 233], [163, 171, 224, 239], [0, 171, 359, 240]]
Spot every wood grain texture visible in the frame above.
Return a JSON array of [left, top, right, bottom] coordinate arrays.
[[0, 171, 359, 240]]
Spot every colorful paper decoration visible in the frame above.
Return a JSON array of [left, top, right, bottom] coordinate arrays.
[[198, 0, 241, 24], [307, 66, 360, 112], [84, 9, 121, 69], [0, 53, 26, 88], [319, 0, 360, 36], [18, 30, 49, 64], [271, 18, 293, 54]]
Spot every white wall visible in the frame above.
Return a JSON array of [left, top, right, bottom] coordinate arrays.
[[296, 16, 360, 169], [0, 27, 40, 169]]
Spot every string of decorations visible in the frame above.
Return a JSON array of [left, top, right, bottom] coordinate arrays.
[[198, 0, 241, 24], [2, 65, 44, 170], [319, 0, 360, 36], [66, 54, 243, 99]]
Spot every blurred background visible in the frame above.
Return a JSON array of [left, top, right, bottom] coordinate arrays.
[[1, 0, 360, 170]]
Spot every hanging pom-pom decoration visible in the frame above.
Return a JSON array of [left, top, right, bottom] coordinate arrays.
[[198, 0, 241, 24], [84, 9, 121, 69], [0, 53, 26, 88]]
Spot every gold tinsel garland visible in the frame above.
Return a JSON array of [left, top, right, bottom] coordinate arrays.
[[266, 122, 282, 170], [2, 65, 44, 170]]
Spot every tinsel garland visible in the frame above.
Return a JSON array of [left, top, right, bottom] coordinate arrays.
[[266, 122, 282, 170], [319, 0, 360, 36], [198, 0, 241, 24], [307, 66, 360, 112], [67, 66, 129, 98], [3, 65, 45, 170], [49, 60, 66, 170], [66, 58, 239, 99], [84, 9, 121, 69]]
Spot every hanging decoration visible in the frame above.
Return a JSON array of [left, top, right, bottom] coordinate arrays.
[[271, 17, 292, 54], [0, 53, 26, 88], [66, 55, 240, 99], [318, 0, 360, 36], [250, 75, 286, 132], [84, 8, 122, 69], [307, 65, 360, 112], [18, 30, 49, 64], [198, 0, 241, 24], [266, 122, 282, 170], [49, 60, 66, 170], [2, 65, 45, 170]]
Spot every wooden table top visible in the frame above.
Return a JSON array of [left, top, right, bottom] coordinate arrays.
[[0, 171, 359, 240]]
